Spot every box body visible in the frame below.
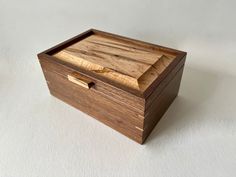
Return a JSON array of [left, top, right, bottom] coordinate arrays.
[[38, 29, 186, 144]]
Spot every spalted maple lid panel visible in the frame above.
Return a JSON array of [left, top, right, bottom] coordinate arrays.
[[53, 33, 176, 92]]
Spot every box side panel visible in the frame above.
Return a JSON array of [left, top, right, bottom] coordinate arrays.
[[145, 56, 186, 111], [38, 57, 144, 144], [142, 66, 184, 143]]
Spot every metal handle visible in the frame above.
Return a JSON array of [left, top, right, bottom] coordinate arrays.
[[67, 73, 94, 89]]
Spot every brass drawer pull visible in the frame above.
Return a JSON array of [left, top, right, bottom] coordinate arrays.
[[67, 73, 94, 89]]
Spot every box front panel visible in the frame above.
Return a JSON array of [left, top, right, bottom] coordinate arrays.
[[39, 57, 144, 143]]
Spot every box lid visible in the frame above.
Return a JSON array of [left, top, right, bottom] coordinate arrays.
[[43, 29, 186, 98]]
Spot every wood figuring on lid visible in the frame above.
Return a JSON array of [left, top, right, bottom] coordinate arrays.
[[53, 33, 176, 93]]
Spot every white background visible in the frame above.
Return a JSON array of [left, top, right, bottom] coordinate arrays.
[[1, 0, 236, 176]]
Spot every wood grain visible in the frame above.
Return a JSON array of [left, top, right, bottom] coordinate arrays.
[[53, 34, 175, 92]]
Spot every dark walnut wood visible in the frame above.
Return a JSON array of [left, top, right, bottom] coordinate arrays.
[[38, 29, 187, 144]]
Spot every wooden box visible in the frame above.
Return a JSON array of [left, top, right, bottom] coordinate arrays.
[[38, 29, 187, 144]]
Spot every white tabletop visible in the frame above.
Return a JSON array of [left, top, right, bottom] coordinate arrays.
[[1, 0, 236, 176]]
